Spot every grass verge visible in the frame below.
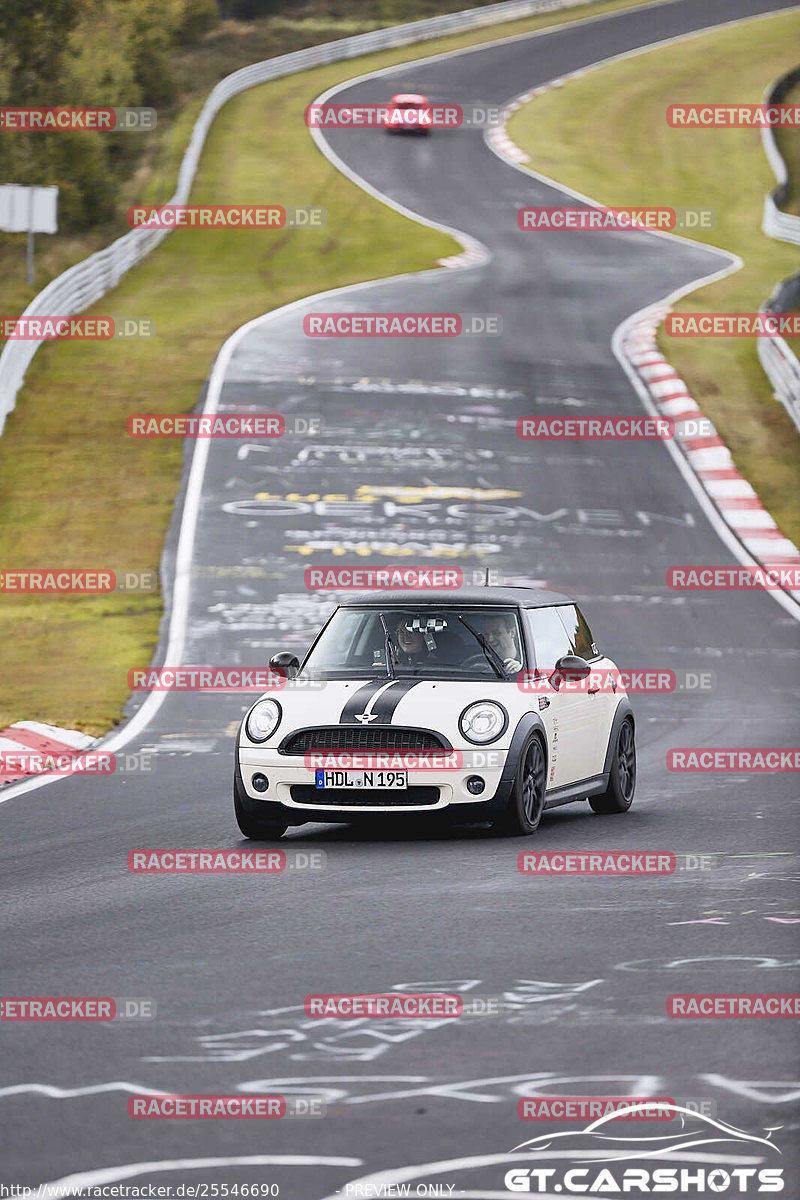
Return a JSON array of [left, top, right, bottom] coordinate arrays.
[[507, 8, 800, 548], [0, 0, 655, 732]]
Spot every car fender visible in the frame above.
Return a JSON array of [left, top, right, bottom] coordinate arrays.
[[500, 711, 550, 784], [234, 718, 305, 826], [601, 696, 635, 777], [461, 712, 548, 820]]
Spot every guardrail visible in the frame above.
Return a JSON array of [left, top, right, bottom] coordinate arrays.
[[758, 272, 800, 433], [758, 66, 800, 433], [763, 192, 800, 245], [0, 0, 602, 436], [761, 66, 800, 247]]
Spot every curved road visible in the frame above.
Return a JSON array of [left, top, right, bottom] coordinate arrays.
[[2, 0, 799, 1194]]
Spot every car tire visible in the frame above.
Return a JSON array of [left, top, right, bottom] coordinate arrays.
[[234, 766, 288, 840], [492, 734, 546, 837], [590, 717, 636, 814]]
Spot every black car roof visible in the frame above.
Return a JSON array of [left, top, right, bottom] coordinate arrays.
[[337, 586, 573, 608]]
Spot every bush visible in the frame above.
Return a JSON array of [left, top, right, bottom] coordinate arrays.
[[0, 0, 192, 230], [124, 0, 179, 108], [52, 134, 117, 228], [176, 0, 220, 44]]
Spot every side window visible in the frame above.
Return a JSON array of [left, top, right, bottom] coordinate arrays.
[[525, 607, 573, 671], [557, 605, 599, 660]]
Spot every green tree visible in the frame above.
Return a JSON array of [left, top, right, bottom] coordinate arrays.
[[176, 0, 219, 45], [0, 0, 78, 104], [0, 0, 219, 232], [122, 0, 179, 108]]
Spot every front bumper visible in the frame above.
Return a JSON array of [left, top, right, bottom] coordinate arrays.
[[238, 747, 512, 815], [383, 122, 430, 134]]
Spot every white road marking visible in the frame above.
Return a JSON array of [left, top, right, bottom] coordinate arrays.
[[0, 1082, 169, 1098]]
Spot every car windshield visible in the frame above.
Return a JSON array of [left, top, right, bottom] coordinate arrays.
[[302, 606, 525, 679]]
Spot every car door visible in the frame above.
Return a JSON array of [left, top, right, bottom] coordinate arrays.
[[556, 603, 617, 777], [524, 606, 598, 789]]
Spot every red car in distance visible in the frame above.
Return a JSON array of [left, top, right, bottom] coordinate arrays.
[[382, 93, 432, 135]]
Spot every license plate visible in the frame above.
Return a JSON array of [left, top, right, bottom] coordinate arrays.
[[315, 770, 407, 790]]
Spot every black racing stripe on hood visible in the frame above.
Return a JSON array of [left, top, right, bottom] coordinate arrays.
[[339, 678, 423, 725]]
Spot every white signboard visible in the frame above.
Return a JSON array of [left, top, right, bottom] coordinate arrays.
[[0, 185, 58, 234]]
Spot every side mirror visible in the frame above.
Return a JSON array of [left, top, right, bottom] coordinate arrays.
[[554, 654, 591, 681], [269, 651, 300, 680]]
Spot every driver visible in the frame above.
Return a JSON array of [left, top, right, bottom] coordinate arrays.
[[393, 614, 450, 672], [484, 614, 523, 673], [393, 615, 428, 666]]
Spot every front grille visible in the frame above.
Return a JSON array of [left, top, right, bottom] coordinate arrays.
[[290, 785, 440, 807], [281, 726, 447, 755]]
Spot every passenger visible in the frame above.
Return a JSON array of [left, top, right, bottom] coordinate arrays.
[[484, 613, 523, 673]]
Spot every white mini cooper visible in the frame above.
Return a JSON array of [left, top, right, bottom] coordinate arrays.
[[234, 587, 636, 839]]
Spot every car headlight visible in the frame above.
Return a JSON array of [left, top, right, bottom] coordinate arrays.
[[459, 700, 508, 744], [245, 699, 282, 743]]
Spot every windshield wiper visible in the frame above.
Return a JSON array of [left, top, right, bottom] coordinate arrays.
[[457, 615, 505, 679], [379, 612, 400, 679]]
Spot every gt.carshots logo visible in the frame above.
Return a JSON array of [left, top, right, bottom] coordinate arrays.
[[505, 1107, 784, 1193], [304, 566, 462, 589], [503, 1167, 785, 1192]]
